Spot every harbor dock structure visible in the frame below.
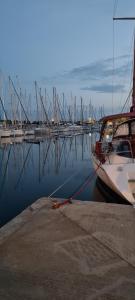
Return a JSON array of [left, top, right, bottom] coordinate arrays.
[[0, 198, 135, 299]]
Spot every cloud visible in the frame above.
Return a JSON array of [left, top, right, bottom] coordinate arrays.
[[67, 55, 131, 81], [41, 54, 131, 95], [81, 83, 125, 93]]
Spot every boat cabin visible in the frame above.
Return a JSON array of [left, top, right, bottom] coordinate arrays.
[[113, 118, 135, 139], [95, 114, 135, 161], [99, 111, 135, 142]]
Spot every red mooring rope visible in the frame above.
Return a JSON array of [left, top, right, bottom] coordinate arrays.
[[52, 162, 101, 209]]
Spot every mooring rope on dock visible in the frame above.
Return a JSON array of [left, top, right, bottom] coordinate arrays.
[[52, 162, 102, 209], [69, 162, 101, 201], [48, 171, 80, 198]]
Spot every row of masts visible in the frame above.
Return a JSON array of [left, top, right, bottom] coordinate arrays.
[[0, 76, 105, 127]]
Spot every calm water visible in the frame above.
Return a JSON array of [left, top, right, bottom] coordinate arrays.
[[0, 133, 127, 227]]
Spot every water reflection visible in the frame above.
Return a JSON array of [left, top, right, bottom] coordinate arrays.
[[0, 133, 124, 227], [0, 134, 98, 225]]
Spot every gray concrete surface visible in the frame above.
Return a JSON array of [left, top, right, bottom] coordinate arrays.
[[0, 198, 135, 299]]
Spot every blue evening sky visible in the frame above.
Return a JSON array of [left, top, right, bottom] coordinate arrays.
[[0, 0, 135, 112]]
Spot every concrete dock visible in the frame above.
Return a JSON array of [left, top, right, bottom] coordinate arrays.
[[0, 198, 135, 299]]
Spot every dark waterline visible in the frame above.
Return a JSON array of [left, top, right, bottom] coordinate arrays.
[[0, 133, 127, 227]]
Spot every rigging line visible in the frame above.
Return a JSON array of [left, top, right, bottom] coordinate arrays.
[[118, 64, 132, 112], [9, 76, 30, 123], [121, 89, 132, 112], [56, 95, 64, 123], [112, 0, 118, 114], [119, 28, 135, 111], [113, 0, 118, 18], [0, 96, 8, 121], [120, 29, 135, 112], [36, 82, 51, 126]]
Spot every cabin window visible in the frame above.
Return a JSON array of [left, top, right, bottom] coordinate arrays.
[[131, 121, 135, 134], [114, 123, 129, 137], [112, 140, 131, 157]]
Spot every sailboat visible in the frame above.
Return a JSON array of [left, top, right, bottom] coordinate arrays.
[[92, 17, 135, 205]]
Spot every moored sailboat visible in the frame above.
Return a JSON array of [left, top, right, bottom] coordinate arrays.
[[92, 18, 135, 205]]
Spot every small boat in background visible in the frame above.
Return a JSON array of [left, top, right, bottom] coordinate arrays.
[[0, 129, 12, 138], [11, 129, 24, 137]]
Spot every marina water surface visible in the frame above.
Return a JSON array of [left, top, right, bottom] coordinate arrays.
[[0, 133, 128, 227]]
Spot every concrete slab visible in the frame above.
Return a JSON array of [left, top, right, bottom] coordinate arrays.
[[61, 201, 135, 267], [0, 198, 135, 299]]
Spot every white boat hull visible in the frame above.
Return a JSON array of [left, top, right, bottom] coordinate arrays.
[[92, 154, 135, 205], [11, 129, 24, 136], [24, 130, 35, 135], [0, 129, 12, 138]]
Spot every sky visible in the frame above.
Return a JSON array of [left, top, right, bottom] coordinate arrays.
[[0, 0, 135, 114]]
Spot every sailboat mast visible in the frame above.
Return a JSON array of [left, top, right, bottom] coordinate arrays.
[[131, 37, 135, 111], [113, 16, 135, 112]]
